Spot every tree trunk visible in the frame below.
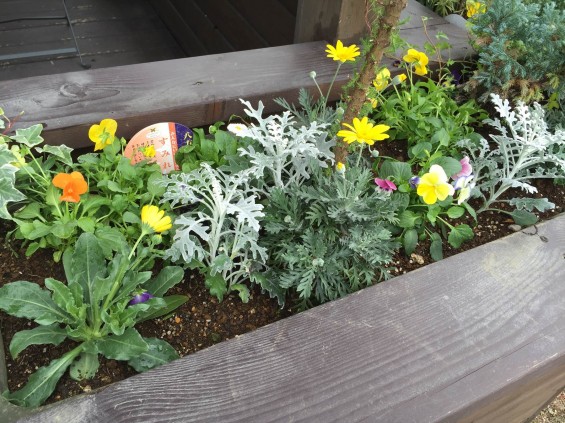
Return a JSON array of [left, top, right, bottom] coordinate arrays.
[[334, 0, 407, 165]]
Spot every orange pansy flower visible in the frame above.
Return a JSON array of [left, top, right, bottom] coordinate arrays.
[[52, 172, 88, 203]]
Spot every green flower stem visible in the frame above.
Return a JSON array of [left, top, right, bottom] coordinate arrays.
[[356, 143, 365, 167], [436, 215, 455, 230], [325, 62, 343, 110], [129, 229, 149, 260]]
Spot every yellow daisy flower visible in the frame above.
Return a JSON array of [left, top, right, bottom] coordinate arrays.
[[325, 40, 360, 63], [337, 117, 390, 146], [141, 205, 172, 233]]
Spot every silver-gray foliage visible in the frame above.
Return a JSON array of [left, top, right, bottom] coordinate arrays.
[[458, 94, 565, 219]]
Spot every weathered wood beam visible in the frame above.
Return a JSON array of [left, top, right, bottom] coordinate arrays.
[[13, 214, 565, 422], [294, 0, 366, 44]]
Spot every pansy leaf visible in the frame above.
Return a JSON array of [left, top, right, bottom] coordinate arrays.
[[128, 338, 179, 373], [447, 224, 474, 249], [403, 228, 418, 255], [429, 157, 462, 178], [9, 324, 67, 358], [429, 232, 443, 261], [446, 206, 465, 219]]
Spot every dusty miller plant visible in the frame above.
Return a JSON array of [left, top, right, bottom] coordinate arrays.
[[459, 94, 565, 224], [236, 99, 335, 194], [260, 165, 401, 310], [160, 163, 266, 302]]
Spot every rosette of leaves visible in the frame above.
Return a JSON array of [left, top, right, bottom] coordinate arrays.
[[458, 94, 565, 225], [236, 99, 335, 193], [468, 0, 565, 103], [0, 233, 187, 408], [160, 163, 266, 302], [260, 165, 401, 309], [174, 122, 240, 172]]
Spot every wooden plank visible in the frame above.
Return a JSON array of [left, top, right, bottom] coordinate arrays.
[[226, 0, 295, 46], [17, 214, 565, 422], [278, 0, 298, 16], [0, 42, 356, 147], [193, 0, 269, 51], [148, 0, 207, 57]]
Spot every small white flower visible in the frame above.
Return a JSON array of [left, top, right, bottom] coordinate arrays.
[[227, 123, 248, 136]]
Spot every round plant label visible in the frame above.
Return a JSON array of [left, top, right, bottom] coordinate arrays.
[[124, 122, 193, 174]]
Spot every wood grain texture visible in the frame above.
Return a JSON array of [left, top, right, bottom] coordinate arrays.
[[0, 1, 471, 149], [16, 214, 565, 423]]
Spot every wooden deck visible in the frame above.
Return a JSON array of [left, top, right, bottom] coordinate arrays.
[[8, 214, 564, 422], [0, 0, 185, 81]]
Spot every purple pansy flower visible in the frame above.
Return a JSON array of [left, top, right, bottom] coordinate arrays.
[[452, 156, 472, 180], [128, 291, 154, 306], [409, 176, 420, 189], [375, 178, 397, 192]]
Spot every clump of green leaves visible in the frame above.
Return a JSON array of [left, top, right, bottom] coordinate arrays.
[[0, 233, 187, 408], [260, 165, 401, 310], [459, 93, 565, 224], [468, 0, 565, 103], [174, 122, 239, 172], [415, 0, 465, 16]]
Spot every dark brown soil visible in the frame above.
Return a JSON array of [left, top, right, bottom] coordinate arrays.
[[1, 146, 564, 406]]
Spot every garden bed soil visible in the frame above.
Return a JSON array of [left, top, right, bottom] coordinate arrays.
[[1, 140, 564, 408]]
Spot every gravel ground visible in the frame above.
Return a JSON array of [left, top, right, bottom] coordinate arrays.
[[533, 391, 565, 423]]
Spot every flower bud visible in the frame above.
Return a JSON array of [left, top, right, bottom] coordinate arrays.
[[309, 71, 317, 79]]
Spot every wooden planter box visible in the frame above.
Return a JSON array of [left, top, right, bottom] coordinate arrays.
[[1, 2, 563, 422]]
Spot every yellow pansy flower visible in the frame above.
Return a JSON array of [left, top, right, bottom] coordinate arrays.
[[89, 119, 117, 151], [373, 68, 391, 91], [416, 165, 455, 205], [403, 49, 429, 76]]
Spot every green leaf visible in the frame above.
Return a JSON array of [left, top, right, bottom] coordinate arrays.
[[10, 124, 43, 147], [147, 172, 167, 197], [137, 295, 189, 322], [0, 163, 26, 220], [50, 221, 77, 239], [28, 220, 53, 240], [511, 210, 538, 226], [379, 160, 412, 182], [128, 338, 178, 373], [95, 226, 127, 256], [96, 328, 148, 361], [10, 325, 67, 358], [205, 274, 228, 302], [429, 157, 461, 178], [45, 278, 75, 314], [70, 352, 99, 381], [446, 206, 465, 219], [429, 233, 443, 261], [45, 184, 59, 207], [36, 144, 73, 167], [430, 127, 450, 147], [250, 272, 285, 307], [231, 284, 250, 303], [426, 205, 441, 225], [397, 210, 420, 229], [448, 224, 474, 249], [0, 281, 69, 325], [3, 346, 81, 408], [72, 233, 106, 305], [410, 142, 432, 159], [77, 217, 96, 233], [200, 137, 220, 163], [122, 211, 140, 225], [13, 202, 43, 220], [403, 228, 418, 255], [116, 156, 138, 179], [462, 202, 477, 221], [145, 266, 184, 297]]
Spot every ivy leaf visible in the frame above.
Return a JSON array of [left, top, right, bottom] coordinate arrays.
[[36, 144, 73, 167], [96, 328, 148, 361], [9, 325, 67, 358], [10, 124, 43, 147], [0, 163, 26, 220], [0, 281, 69, 325], [128, 338, 179, 373]]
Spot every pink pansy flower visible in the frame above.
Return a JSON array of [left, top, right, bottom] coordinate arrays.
[[452, 156, 473, 179], [374, 178, 397, 192]]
